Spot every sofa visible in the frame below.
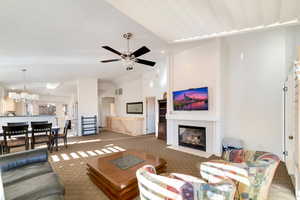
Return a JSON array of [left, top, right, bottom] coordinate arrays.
[[200, 149, 280, 200], [136, 165, 236, 200], [0, 148, 65, 200]]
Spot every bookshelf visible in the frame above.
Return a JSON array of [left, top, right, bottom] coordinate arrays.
[[157, 100, 167, 141], [81, 115, 97, 136]]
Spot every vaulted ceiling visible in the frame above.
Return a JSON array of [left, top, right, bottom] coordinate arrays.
[[0, 0, 167, 96], [105, 0, 300, 42], [1, 0, 299, 96]]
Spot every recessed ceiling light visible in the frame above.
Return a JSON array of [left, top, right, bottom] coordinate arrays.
[[46, 83, 60, 90], [160, 50, 165, 54]]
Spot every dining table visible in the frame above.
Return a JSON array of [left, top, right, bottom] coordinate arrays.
[[0, 126, 60, 152]]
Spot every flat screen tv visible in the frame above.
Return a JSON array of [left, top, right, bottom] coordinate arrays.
[[173, 87, 208, 111]]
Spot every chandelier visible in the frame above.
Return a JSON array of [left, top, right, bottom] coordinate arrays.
[[8, 69, 39, 102]]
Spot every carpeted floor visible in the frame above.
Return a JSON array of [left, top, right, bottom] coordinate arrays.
[[47, 131, 295, 200]]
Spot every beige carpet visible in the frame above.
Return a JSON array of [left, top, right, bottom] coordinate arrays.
[[47, 131, 295, 200]]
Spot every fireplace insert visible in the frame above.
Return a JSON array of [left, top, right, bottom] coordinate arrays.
[[178, 125, 206, 151]]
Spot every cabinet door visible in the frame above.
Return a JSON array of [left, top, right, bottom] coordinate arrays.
[[158, 121, 166, 140]]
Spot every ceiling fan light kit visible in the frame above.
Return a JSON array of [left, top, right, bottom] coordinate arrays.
[[101, 32, 156, 71]]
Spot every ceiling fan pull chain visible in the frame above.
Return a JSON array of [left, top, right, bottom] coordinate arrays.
[[127, 37, 129, 53]]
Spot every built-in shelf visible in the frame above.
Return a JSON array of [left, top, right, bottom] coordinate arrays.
[[158, 99, 167, 141]]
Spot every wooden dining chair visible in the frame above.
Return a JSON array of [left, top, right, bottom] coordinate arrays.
[[6, 122, 28, 139], [31, 123, 52, 150], [31, 121, 48, 125], [7, 122, 28, 126], [2, 125, 29, 154], [54, 120, 71, 149]]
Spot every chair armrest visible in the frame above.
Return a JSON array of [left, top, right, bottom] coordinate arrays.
[[169, 173, 206, 184], [200, 160, 250, 185], [0, 148, 48, 172]]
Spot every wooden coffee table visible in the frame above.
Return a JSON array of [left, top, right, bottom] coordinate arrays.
[[87, 150, 167, 200]]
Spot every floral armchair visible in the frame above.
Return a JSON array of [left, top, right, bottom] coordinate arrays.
[[136, 165, 236, 200], [200, 150, 280, 200]]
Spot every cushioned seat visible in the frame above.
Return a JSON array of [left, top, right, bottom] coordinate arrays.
[[4, 172, 65, 200], [200, 150, 280, 200], [2, 162, 53, 186], [136, 165, 236, 200]]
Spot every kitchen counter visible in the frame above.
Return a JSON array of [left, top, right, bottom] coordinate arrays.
[[0, 115, 57, 127], [106, 116, 144, 136], [0, 115, 55, 118]]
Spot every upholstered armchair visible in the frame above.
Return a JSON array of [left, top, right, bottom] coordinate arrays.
[[136, 165, 236, 200], [200, 150, 280, 200]]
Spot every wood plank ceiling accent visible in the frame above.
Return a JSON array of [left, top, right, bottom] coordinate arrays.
[[105, 0, 300, 43]]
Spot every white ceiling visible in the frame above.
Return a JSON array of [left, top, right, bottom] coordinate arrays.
[[1, 0, 299, 97], [0, 0, 167, 95], [105, 0, 300, 42]]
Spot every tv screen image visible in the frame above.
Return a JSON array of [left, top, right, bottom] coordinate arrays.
[[173, 87, 208, 111]]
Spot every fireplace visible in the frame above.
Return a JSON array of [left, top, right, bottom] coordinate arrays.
[[178, 125, 206, 151]]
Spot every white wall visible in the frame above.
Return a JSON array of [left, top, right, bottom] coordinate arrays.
[[142, 60, 168, 135], [167, 39, 222, 154], [114, 60, 167, 116], [77, 78, 98, 136], [115, 77, 143, 117], [166, 27, 295, 157], [113, 58, 168, 134], [168, 39, 221, 119], [221, 29, 286, 157]]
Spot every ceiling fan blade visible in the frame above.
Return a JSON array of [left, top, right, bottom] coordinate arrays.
[[101, 59, 121, 63], [136, 59, 156, 66], [102, 46, 122, 56], [131, 46, 150, 57]]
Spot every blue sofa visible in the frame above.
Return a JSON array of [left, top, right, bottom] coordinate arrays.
[[0, 148, 64, 200]]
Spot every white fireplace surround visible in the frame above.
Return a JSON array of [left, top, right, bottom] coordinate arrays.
[[166, 114, 221, 157]]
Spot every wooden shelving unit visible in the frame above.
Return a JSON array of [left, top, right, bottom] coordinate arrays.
[[81, 115, 97, 136], [157, 100, 167, 141]]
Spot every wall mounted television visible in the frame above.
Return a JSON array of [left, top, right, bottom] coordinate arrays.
[[173, 87, 208, 111]]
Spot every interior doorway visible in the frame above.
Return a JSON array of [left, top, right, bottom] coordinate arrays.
[[101, 97, 115, 128], [146, 97, 156, 134]]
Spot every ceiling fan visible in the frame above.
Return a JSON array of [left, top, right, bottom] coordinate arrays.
[[101, 33, 156, 71]]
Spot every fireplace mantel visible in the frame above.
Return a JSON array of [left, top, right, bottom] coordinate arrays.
[[166, 114, 218, 122], [167, 114, 221, 156]]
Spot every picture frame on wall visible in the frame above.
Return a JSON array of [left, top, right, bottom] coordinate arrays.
[[126, 102, 143, 114]]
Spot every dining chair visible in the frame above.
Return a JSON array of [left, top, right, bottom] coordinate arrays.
[[31, 121, 48, 125], [2, 125, 29, 154], [7, 122, 28, 126], [7, 122, 28, 139], [54, 120, 71, 149], [31, 123, 52, 150]]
